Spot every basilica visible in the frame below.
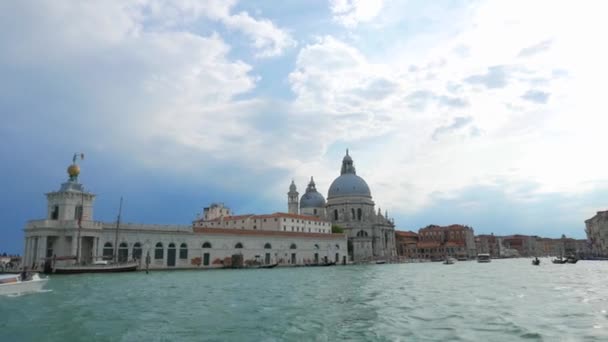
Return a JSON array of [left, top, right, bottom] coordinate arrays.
[[22, 151, 395, 271], [287, 150, 397, 262]]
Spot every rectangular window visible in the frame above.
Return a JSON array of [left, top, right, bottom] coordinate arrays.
[[74, 205, 83, 220], [51, 206, 59, 220], [203, 253, 210, 266]]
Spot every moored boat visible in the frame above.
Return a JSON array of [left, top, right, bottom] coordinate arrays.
[[532, 258, 540, 266], [0, 273, 48, 296], [52, 261, 138, 274]]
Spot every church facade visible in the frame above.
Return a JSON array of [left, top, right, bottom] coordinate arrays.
[[287, 151, 397, 262]]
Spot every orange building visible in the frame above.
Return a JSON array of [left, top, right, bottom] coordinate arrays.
[[416, 224, 476, 260], [395, 231, 418, 260]]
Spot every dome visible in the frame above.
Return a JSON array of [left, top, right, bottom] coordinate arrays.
[[300, 191, 326, 208], [328, 149, 372, 199], [328, 173, 371, 198], [300, 176, 326, 208]]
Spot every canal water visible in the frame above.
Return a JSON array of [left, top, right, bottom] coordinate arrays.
[[1, 258, 607, 341]]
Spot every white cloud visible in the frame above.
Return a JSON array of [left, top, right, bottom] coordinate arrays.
[[329, 0, 384, 28], [285, 0, 608, 218], [140, 0, 296, 57]]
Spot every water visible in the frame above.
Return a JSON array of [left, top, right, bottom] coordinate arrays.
[[1, 259, 607, 341]]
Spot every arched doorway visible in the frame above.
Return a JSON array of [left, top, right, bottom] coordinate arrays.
[[132, 242, 142, 260], [167, 243, 176, 267], [264, 243, 272, 264], [290, 243, 297, 264], [118, 242, 128, 262], [102, 242, 113, 260], [202, 242, 211, 266]]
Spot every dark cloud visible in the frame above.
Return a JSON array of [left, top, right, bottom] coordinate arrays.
[[521, 90, 550, 104], [464, 65, 508, 89], [518, 40, 552, 58], [432, 116, 473, 140]]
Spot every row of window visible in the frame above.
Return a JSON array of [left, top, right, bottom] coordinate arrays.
[[102, 242, 340, 260]]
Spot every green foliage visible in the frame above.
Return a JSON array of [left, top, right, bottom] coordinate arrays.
[[331, 224, 344, 234]]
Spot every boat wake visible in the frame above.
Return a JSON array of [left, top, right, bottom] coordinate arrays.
[[1, 289, 52, 298]]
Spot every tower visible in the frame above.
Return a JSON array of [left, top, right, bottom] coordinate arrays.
[[287, 180, 299, 214]]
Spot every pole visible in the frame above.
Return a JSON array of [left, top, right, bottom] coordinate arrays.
[[114, 197, 123, 264]]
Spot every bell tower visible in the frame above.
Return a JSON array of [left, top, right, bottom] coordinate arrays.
[[287, 180, 299, 214]]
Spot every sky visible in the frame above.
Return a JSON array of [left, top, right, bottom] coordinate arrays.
[[1, 0, 607, 254]]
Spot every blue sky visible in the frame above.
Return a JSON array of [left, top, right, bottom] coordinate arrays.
[[1, 0, 607, 254]]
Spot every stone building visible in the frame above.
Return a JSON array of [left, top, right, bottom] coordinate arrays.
[[585, 210, 608, 257], [286, 150, 397, 263], [22, 157, 347, 271], [324, 151, 397, 262]]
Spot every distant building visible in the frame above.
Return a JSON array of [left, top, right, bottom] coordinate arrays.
[[395, 231, 418, 260], [475, 234, 499, 258], [416, 224, 476, 260], [585, 211, 608, 256]]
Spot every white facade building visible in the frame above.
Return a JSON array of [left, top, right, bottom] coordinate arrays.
[[22, 158, 347, 271]]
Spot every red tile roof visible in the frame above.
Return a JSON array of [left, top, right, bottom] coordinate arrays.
[[195, 212, 328, 223]]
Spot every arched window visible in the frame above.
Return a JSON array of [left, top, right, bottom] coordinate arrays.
[[357, 208, 362, 221], [314, 244, 319, 249], [357, 230, 368, 237], [290, 243, 297, 249], [118, 242, 128, 262], [132, 242, 142, 260], [155, 242, 164, 260], [235, 242, 243, 249], [264, 243, 272, 249], [103, 242, 113, 260], [351, 208, 355, 219], [334, 209, 338, 220], [335, 244, 340, 249], [179, 243, 188, 259], [202, 242, 212, 248]]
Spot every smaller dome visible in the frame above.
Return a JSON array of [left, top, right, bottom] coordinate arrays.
[[300, 176, 326, 208], [300, 191, 326, 208], [67, 164, 80, 177]]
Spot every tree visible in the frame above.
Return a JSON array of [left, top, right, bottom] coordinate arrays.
[[331, 224, 344, 234]]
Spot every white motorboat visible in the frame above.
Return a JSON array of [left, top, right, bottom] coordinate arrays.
[[0, 273, 48, 296], [477, 253, 491, 263]]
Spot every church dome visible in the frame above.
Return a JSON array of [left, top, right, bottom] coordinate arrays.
[[300, 191, 326, 208], [327, 150, 372, 199], [300, 177, 326, 208], [328, 173, 371, 198]]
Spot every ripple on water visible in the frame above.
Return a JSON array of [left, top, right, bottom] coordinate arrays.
[[2, 260, 608, 341]]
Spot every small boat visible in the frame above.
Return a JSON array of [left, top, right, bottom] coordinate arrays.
[[477, 253, 491, 263], [375, 260, 387, 264], [457, 256, 468, 261], [258, 263, 279, 269], [532, 258, 540, 266], [52, 261, 139, 274], [322, 261, 336, 266], [0, 273, 48, 296], [552, 257, 567, 264], [443, 257, 455, 265], [566, 256, 578, 264]]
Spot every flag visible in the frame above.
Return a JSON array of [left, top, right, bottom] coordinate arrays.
[[81, 153, 85, 160]]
